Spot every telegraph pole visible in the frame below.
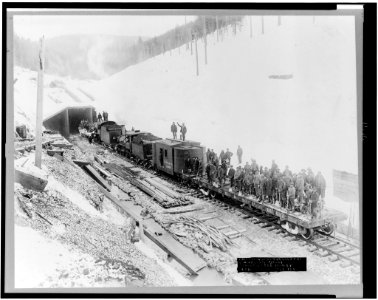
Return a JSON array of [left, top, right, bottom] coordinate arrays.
[[35, 36, 45, 168]]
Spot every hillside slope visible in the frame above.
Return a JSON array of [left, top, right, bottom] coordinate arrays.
[[82, 16, 357, 174], [80, 16, 358, 222]]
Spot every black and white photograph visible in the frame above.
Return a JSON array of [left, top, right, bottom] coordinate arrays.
[[3, 3, 370, 297]]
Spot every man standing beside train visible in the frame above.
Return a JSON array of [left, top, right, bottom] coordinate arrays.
[[171, 122, 177, 139]]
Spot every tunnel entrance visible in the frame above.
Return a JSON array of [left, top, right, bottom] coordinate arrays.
[[43, 106, 96, 138]]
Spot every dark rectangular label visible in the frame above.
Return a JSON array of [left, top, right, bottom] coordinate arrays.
[[237, 257, 306, 272]]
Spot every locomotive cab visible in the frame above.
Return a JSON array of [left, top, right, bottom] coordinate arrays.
[[152, 139, 206, 177]]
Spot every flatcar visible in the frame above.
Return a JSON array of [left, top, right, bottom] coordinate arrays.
[[182, 174, 347, 240], [116, 130, 161, 163], [152, 139, 207, 176]]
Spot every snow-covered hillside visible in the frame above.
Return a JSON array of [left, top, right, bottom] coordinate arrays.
[[79, 16, 358, 221]]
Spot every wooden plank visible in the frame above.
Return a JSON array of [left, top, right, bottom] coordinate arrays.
[[15, 168, 48, 192], [73, 160, 91, 167], [51, 142, 73, 149], [143, 218, 207, 275], [163, 206, 203, 214], [83, 165, 112, 191], [94, 155, 107, 165], [93, 163, 111, 178]]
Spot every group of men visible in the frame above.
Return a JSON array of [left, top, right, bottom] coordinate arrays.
[[204, 148, 327, 218], [184, 156, 203, 175], [79, 119, 91, 131], [205, 148, 234, 188], [97, 111, 109, 122], [170, 122, 187, 141]]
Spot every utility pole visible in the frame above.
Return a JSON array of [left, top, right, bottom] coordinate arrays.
[[203, 16, 207, 65], [35, 36, 45, 168], [195, 33, 199, 76], [249, 16, 252, 38], [261, 16, 265, 34]]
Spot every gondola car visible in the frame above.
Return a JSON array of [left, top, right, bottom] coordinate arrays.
[[152, 139, 206, 176], [116, 130, 161, 163]]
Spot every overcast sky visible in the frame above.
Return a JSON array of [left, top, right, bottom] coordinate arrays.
[[14, 15, 197, 40]]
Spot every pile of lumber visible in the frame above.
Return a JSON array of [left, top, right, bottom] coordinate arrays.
[[165, 216, 234, 252], [104, 163, 193, 208]]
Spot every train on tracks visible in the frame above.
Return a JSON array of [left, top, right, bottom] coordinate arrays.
[[79, 120, 347, 240]]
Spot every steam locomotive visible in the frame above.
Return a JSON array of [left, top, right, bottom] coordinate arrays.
[[90, 120, 206, 176]]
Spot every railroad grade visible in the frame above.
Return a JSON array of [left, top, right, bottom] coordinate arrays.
[[75, 135, 360, 273]]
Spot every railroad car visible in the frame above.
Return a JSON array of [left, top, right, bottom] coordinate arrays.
[[97, 121, 125, 148], [182, 174, 347, 240], [116, 130, 161, 163], [152, 139, 206, 176]]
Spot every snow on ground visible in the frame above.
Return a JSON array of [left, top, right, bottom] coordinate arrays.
[[80, 16, 359, 226], [15, 224, 97, 288], [134, 241, 192, 286]]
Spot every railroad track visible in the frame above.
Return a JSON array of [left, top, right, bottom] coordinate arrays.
[[80, 137, 361, 271], [189, 189, 361, 270]]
